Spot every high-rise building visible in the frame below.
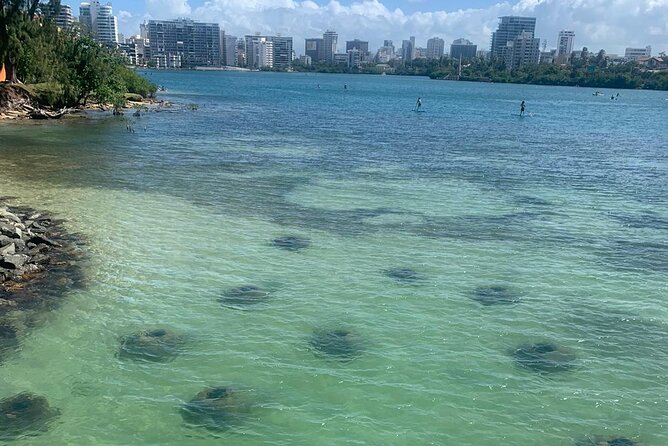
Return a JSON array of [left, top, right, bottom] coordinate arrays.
[[426, 37, 445, 60], [376, 44, 395, 63], [347, 49, 362, 68], [556, 30, 575, 63], [625, 46, 651, 60], [502, 31, 540, 69], [118, 42, 137, 65], [245, 35, 292, 69], [271, 36, 293, 69], [540, 49, 556, 64], [450, 38, 477, 61], [222, 34, 237, 66], [346, 39, 369, 55], [140, 22, 148, 39], [491, 16, 536, 59], [256, 38, 274, 69], [346, 39, 369, 64], [127, 35, 151, 66], [96, 3, 118, 44], [401, 39, 414, 64], [79, 1, 118, 44], [333, 53, 348, 65], [476, 49, 490, 60], [305, 38, 324, 63], [148, 19, 221, 68], [79, 2, 93, 33], [323, 30, 338, 63], [44, 3, 75, 29], [41, 3, 74, 29], [236, 38, 246, 67]]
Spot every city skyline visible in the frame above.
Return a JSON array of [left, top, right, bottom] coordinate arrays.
[[102, 0, 668, 56]]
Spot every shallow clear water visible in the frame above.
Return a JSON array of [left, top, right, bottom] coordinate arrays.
[[0, 71, 667, 445]]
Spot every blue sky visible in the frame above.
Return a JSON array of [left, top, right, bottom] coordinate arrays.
[[93, 0, 667, 55]]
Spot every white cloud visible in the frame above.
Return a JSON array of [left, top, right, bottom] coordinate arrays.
[[145, 0, 192, 18], [124, 0, 668, 55]]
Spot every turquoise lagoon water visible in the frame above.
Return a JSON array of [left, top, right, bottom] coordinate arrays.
[[0, 71, 667, 445]]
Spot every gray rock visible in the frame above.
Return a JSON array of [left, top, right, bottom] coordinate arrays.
[[31, 254, 51, 265], [0, 299, 17, 309], [30, 223, 46, 233], [24, 264, 41, 273], [0, 210, 20, 224], [27, 245, 49, 256], [0, 254, 28, 270], [13, 239, 26, 252], [0, 225, 21, 239], [0, 236, 11, 247], [28, 235, 59, 247], [0, 244, 15, 256]]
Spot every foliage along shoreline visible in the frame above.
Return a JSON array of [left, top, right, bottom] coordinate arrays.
[[289, 55, 668, 91], [0, 1, 157, 119]]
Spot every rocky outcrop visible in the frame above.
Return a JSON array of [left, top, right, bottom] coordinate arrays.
[[1, 206, 62, 285], [0, 200, 84, 362]]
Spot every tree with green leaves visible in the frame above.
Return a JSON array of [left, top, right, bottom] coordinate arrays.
[[1, 0, 155, 108], [0, 0, 41, 83]]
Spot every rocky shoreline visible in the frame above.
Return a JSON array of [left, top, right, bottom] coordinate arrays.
[[0, 199, 84, 363], [0, 83, 168, 120]]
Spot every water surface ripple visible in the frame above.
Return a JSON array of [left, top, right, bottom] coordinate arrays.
[[0, 71, 666, 445]]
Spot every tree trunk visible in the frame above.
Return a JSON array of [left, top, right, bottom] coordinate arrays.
[[5, 54, 17, 83]]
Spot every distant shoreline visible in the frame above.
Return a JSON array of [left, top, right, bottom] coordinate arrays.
[[139, 66, 668, 92]]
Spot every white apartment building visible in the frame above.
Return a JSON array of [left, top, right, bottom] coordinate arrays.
[[79, 1, 118, 44], [556, 30, 575, 63], [625, 46, 651, 61]]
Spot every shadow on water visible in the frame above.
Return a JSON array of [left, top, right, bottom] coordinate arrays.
[[576, 436, 639, 446], [180, 386, 256, 433], [599, 239, 668, 273], [1, 111, 664, 280], [0, 119, 578, 245], [219, 285, 272, 309], [471, 285, 521, 306], [117, 328, 185, 363], [607, 211, 668, 230], [0, 392, 60, 441], [568, 304, 668, 360], [309, 328, 364, 362], [511, 341, 578, 373], [408, 211, 574, 243], [271, 235, 311, 252], [512, 195, 553, 207], [383, 267, 426, 284]]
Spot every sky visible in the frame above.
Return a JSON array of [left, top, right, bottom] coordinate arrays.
[[97, 0, 668, 56]]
